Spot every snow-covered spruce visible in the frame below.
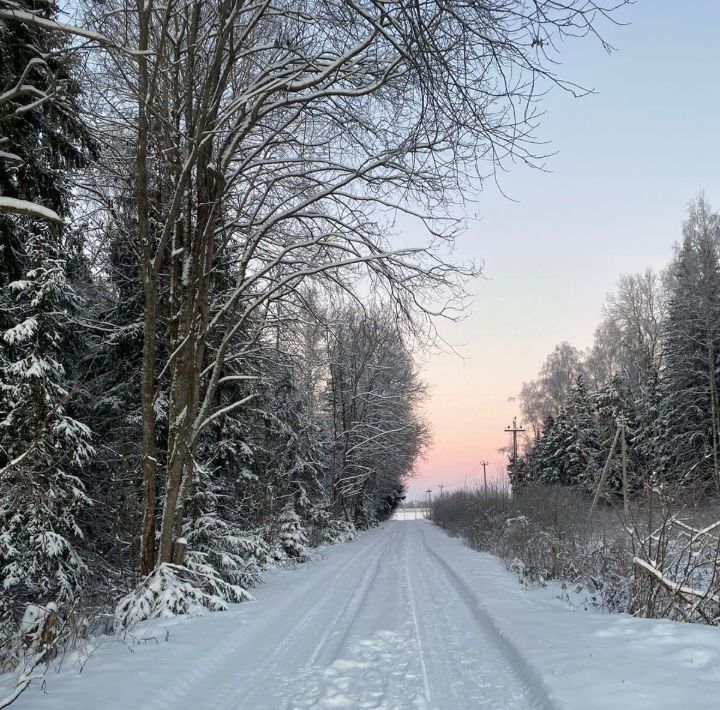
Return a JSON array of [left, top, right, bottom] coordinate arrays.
[[114, 562, 253, 628], [276, 505, 309, 560], [321, 517, 357, 545], [114, 509, 358, 628], [0, 233, 93, 665], [184, 517, 268, 593], [1, 0, 94, 668]]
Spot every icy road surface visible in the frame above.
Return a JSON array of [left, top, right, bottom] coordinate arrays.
[[12, 520, 720, 709]]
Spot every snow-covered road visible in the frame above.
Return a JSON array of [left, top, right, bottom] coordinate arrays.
[[12, 521, 720, 709]]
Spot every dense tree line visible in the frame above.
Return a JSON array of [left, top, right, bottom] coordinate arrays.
[[0, 0, 622, 682], [512, 195, 720, 498]]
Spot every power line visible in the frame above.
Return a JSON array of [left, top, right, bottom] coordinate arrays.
[[463, 460, 484, 487]]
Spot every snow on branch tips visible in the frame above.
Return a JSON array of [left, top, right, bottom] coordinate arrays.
[[0, 197, 63, 223]]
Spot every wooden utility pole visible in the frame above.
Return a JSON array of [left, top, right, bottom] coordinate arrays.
[[480, 461, 489, 491], [591, 418, 630, 516], [504, 417, 525, 472], [620, 417, 629, 514], [590, 426, 621, 515]]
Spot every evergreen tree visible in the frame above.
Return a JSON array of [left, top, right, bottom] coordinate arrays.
[[539, 407, 575, 485], [78, 209, 146, 575], [1, 0, 91, 282], [561, 377, 601, 490], [659, 197, 720, 488], [0, 232, 93, 654], [593, 376, 636, 494], [0, 1, 94, 657], [514, 415, 555, 487], [633, 372, 664, 484], [524, 378, 601, 490], [277, 504, 309, 559]]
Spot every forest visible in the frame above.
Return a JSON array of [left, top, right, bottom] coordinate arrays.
[[512, 194, 720, 500], [0, 0, 629, 687]]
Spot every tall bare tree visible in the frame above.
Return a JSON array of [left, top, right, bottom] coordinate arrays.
[[4, 0, 623, 572]]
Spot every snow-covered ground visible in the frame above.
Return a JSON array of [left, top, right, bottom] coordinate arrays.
[[392, 507, 429, 521], [9, 521, 720, 709]]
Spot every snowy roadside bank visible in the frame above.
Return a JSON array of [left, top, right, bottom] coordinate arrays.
[[0, 532, 360, 709], [422, 521, 720, 709]]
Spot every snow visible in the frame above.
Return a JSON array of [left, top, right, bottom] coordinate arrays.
[[392, 507, 429, 521], [0, 8, 120, 51], [20, 603, 57, 638], [2, 317, 38, 345], [633, 555, 720, 604], [7, 521, 720, 709], [0, 197, 62, 223]]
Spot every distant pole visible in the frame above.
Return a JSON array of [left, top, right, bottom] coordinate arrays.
[[439, 484, 445, 496], [504, 417, 525, 473], [426, 488, 432, 511], [480, 461, 489, 491]]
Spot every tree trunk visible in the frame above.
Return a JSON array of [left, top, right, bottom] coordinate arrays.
[[137, 0, 157, 577], [159, 149, 220, 563], [707, 337, 720, 489]]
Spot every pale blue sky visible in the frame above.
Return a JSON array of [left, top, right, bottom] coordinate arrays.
[[408, 1, 720, 498]]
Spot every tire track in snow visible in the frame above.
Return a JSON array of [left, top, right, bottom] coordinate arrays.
[[136, 527, 386, 710], [210, 525, 397, 710], [404, 526, 434, 708], [308, 525, 397, 666], [407, 528, 473, 709], [281, 523, 431, 710], [137, 522, 559, 710], [418, 525, 559, 710]]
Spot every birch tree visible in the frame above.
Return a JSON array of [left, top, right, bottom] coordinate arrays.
[[587, 270, 666, 392], [519, 342, 587, 438]]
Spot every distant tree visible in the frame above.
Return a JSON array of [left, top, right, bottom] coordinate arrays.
[[586, 270, 665, 393], [519, 343, 586, 438], [326, 307, 428, 526], [593, 375, 636, 493], [520, 377, 600, 490]]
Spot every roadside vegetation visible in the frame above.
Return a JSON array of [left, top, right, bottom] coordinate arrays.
[[432, 194, 720, 628], [432, 483, 720, 625]]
